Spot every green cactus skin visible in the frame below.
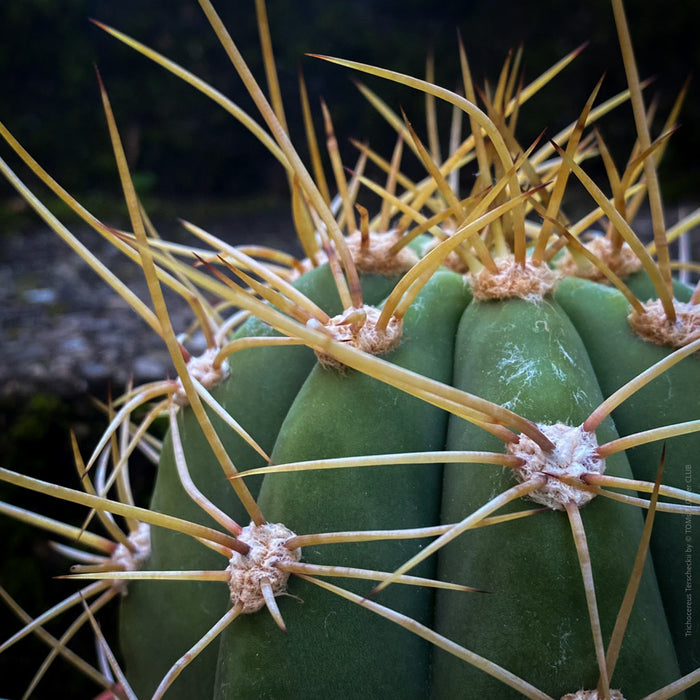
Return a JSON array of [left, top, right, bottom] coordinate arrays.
[[623, 269, 694, 303], [215, 268, 471, 699], [435, 295, 682, 698], [555, 275, 699, 681], [117, 265, 696, 698], [119, 265, 402, 699]]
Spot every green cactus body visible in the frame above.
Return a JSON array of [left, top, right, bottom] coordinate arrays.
[[555, 275, 699, 679], [435, 295, 682, 697], [214, 268, 471, 698], [119, 264, 402, 698], [116, 261, 696, 698]]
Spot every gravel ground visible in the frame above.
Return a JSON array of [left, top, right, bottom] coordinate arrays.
[[0, 208, 298, 399]]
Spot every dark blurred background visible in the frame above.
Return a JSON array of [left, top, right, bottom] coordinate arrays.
[[0, 1, 698, 698], [1, 0, 699, 215]]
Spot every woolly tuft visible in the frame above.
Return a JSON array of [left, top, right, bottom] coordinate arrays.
[[507, 422, 604, 510], [470, 256, 559, 300], [172, 347, 230, 406], [629, 298, 700, 348], [111, 523, 152, 596], [315, 305, 403, 370], [345, 230, 419, 275], [556, 235, 642, 282], [227, 522, 300, 614]]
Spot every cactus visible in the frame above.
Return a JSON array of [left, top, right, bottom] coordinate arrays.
[[0, 0, 699, 698]]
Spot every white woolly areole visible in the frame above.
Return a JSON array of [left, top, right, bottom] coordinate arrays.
[[470, 256, 559, 301], [561, 691, 625, 700], [555, 235, 642, 282], [227, 522, 300, 614], [314, 305, 403, 370], [629, 298, 699, 348], [173, 347, 230, 406], [290, 229, 418, 280], [345, 229, 419, 275], [111, 523, 151, 596], [507, 423, 605, 510]]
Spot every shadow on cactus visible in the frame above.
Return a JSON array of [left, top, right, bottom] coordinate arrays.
[[0, 0, 698, 698]]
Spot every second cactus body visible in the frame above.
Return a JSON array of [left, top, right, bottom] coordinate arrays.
[[119, 258, 694, 698]]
